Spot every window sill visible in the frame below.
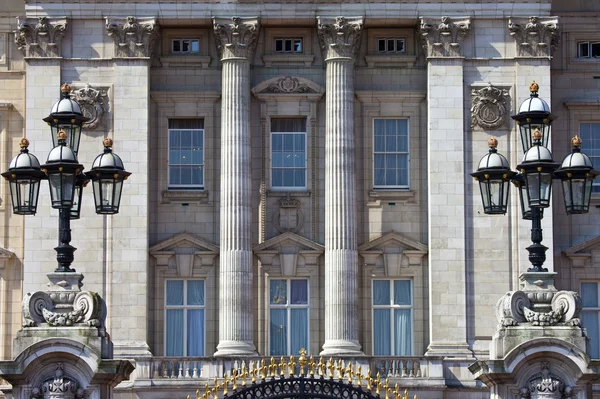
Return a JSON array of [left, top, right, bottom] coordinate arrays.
[[162, 190, 209, 204], [262, 54, 315, 67], [266, 190, 311, 197], [160, 55, 211, 68], [368, 190, 416, 205], [364, 54, 417, 68]]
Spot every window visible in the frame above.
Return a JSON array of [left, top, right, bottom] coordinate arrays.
[[581, 282, 600, 358], [578, 42, 600, 58], [165, 280, 205, 356], [269, 279, 309, 355], [172, 39, 200, 54], [373, 119, 409, 188], [271, 118, 306, 189], [372, 280, 412, 356], [579, 123, 600, 193], [275, 38, 303, 53], [168, 119, 204, 189], [377, 38, 405, 53]]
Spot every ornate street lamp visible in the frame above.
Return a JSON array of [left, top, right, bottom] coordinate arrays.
[[472, 82, 598, 272], [3, 84, 131, 272]]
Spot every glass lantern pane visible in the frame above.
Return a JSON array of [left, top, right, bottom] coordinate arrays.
[[479, 180, 491, 211]]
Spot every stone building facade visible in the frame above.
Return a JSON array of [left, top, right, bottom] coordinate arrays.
[[0, 0, 599, 398]]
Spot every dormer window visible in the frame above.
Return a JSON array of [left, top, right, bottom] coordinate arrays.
[[275, 38, 303, 53], [578, 41, 600, 58], [377, 38, 405, 53], [172, 39, 200, 54]]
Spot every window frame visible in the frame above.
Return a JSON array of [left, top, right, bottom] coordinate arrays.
[[581, 281, 600, 359], [274, 38, 303, 54], [372, 118, 411, 190], [164, 279, 206, 357], [577, 41, 600, 58], [579, 122, 600, 193], [268, 278, 310, 356], [371, 279, 414, 356], [171, 38, 200, 54], [376, 37, 406, 54], [168, 124, 205, 190], [270, 118, 308, 191]]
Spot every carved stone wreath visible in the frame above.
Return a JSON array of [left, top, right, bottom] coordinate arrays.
[[71, 84, 109, 130], [267, 76, 312, 93], [471, 84, 510, 130]]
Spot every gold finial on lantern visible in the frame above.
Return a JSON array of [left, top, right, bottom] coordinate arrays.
[[19, 137, 30, 149], [529, 81, 539, 94], [532, 128, 543, 142], [57, 129, 67, 141], [61, 83, 72, 94], [572, 135, 582, 148], [103, 137, 114, 148], [488, 136, 498, 148]]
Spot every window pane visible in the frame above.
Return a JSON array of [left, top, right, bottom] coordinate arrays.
[[394, 309, 412, 355], [294, 134, 305, 150], [272, 170, 283, 187], [181, 150, 192, 164], [385, 119, 397, 135], [270, 309, 287, 355], [181, 131, 192, 147], [166, 309, 184, 356], [374, 119, 385, 135], [295, 170, 306, 187], [270, 280, 287, 304], [373, 280, 390, 305], [386, 135, 397, 152], [378, 39, 386, 52], [187, 280, 205, 306], [373, 309, 391, 355], [386, 169, 397, 186], [169, 130, 180, 148], [394, 280, 412, 305], [291, 308, 308, 354], [272, 152, 283, 168], [387, 39, 395, 52], [166, 280, 184, 306], [180, 167, 192, 185], [582, 282, 599, 307], [283, 135, 294, 150], [191, 40, 199, 52], [187, 309, 205, 356], [169, 166, 180, 186], [283, 151, 294, 167], [283, 170, 295, 187], [396, 39, 405, 52], [291, 280, 308, 304], [294, 39, 302, 52], [173, 40, 181, 52], [272, 134, 283, 150], [374, 135, 385, 152], [582, 311, 600, 358], [294, 152, 306, 168], [592, 42, 600, 57], [285, 39, 292, 52], [182, 39, 190, 52], [275, 39, 283, 52], [579, 42, 590, 57]]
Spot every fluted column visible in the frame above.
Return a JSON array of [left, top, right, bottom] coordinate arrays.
[[213, 16, 260, 357], [318, 16, 364, 357]]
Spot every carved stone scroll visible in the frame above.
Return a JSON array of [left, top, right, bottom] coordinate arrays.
[[317, 16, 364, 61], [105, 16, 159, 58], [471, 84, 510, 130], [72, 84, 109, 130], [420, 16, 471, 58], [213, 17, 260, 61], [15, 17, 67, 58], [508, 17, 560, 58]]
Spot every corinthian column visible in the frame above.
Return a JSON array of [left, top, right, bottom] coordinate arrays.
[[213, 16, 260, 357], [317, 16, 364, 356]]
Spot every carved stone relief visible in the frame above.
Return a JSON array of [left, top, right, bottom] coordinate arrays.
[[213, 17, 260, 61], [30, 363, 85, 399], [15, 17, 67, 58], [471, 84, 510, 130], [508, 17, 560, 58], [519, 363, 573, 399], [266, 76, 314, 93], [317, 16, 364, 61], [274, 195, 304, 234], [105, 16, 159, 58], [420, 16, 471, 57], [71, 84, 109, 130]]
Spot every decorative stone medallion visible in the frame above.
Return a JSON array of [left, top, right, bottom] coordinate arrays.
[[30, 363, 85, 399], [471, 84, 510, 130], [274, 195, 304, 234], [519, 362, 573, 399], [71, 84, 109, 130], [267, 76, 313, 93]]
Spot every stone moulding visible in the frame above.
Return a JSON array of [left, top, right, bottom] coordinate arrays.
[[71, 84, 109, 130], [471, 84, 510, 130], [213, 16, 261, 61], [317, 16, 364, 61], [105, 16, 159, 58], [419, 16, 471, 58], [508, 16, 560, 58], [15, 17, 67, 58]]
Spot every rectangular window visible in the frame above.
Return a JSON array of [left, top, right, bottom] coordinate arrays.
[[579, 123, 600, 193], [577, 42, 600, 58], [165, 279, 205, 356], [172, 39, 200, 54], [168, 119, 204, 190], [581, 282, 600, 358], [269, 279, 309, 356], [275, 38, 303, 53], [373, 119, 409, 189], [377, 38, 405, 53], [271, 118, 307, 189], [372, 280, 413, 356]]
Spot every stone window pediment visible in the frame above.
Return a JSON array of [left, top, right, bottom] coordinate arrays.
[[359, 232, 427, 276], [251, 76, 325, 102], [563, 236, 600, 268], [254, 232, 324, 276], [150, 233, 218, 277]]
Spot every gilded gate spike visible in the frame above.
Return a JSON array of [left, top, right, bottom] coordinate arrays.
[[327, 358, 334, 378], [346, 362, 352, 383], [260, 359, 267, 380], [403, 388, 409, 399], [269, 357, 276, 377], [232, 370, 238, 391], [309, 356, 316, 377], [318, 357, 325, 377], [357, 365, 362, 387], [251, 364, 258, 384], [196, 389, 200, 399], [299, 348, 307, 375], [288, 355, 296, 376], [393, 384, 399, 399], [205, 383, 210, 398], [280, 357, 286, 376], [384, 378, 391, 399]]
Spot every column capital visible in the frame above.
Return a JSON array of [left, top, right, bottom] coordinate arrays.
[[213, 16, 261, 61], [508, 17, 560, 58], [105, 16, 159, 58], [317, 16, 364, 62], [419, 16, 471, 58], [15, 17, 68, 58]]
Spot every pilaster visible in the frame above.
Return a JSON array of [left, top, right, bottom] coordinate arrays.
[[317, 16, 364, 357], [212, 16, 260, 357], [421, 16, 473, 358]]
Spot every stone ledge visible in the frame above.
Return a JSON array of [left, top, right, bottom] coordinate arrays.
[[160, 55, 211, 68], [367, 190, 416, 204], [364, 54, 417, 68], [262, 54, 315, 67], [161, 190, 209, 204]]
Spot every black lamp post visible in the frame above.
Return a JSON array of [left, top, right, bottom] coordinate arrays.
[[2, 83, 131, 273], [472, 82, 598, 272]]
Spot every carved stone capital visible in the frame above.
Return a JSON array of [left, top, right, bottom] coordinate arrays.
[[213, 17, 260, 61], [317, 16, 364, 61], [15, 17, 67, 58], [419, 16, 471, 58], [471, 84, 510, 130], [508, 17, 560, 58], [71, 84, 110, 130], [105, 16, 159, 58]]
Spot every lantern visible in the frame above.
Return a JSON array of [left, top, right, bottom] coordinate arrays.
[[511, 81, 553, 153]]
